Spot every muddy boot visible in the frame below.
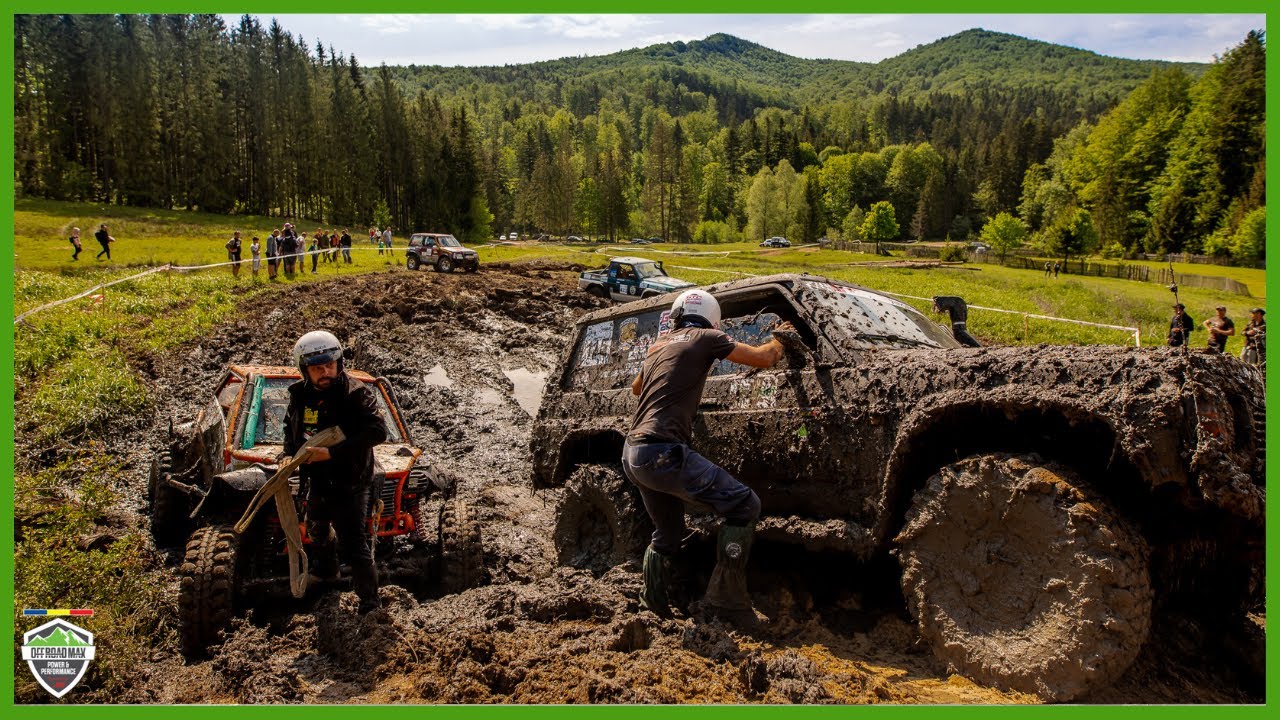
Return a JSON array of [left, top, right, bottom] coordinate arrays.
[[703, 524, 760, 626], [309, 527, 340, 583], [640, 545, 675, 618]]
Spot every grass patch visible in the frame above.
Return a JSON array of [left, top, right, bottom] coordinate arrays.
[[15, 454, 170, 703]]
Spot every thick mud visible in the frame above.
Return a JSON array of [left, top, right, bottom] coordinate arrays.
[[17, 265, 1263, 704]]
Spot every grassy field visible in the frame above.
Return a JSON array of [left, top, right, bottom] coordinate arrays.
[[8, 198, 1269, 696]]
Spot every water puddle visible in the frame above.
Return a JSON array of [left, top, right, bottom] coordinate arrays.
[[474, 388, 504, 405], [423, 364, 453, 388], [502, 368, 548, 417]]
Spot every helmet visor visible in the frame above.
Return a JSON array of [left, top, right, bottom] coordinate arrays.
[[299, 347, 342, 368]]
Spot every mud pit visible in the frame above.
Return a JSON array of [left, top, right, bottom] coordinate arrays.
[[28, 265, 1262, 704]]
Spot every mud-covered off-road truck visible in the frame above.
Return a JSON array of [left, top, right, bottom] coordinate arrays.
[[530, 273, 1265, 701], [150, 364, 484, 655]]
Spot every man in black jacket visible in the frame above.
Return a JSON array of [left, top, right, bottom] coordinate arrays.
[[283, 330, 389, 613]]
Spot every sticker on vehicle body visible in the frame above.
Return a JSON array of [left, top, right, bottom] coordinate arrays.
[[578, 321, 614, 368]]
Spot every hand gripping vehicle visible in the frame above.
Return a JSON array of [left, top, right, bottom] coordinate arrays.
[[149, 364, 484, 655], [531, 273, 1264, 701]]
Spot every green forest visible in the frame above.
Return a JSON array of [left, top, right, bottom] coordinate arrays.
[[12, 16, 1265, 261]]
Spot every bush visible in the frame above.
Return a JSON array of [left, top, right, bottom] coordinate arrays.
[[939, 243, 967, 262]]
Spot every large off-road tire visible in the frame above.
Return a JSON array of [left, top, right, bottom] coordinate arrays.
[[553, 463, 652, 575], [407, 254, 420, 271], [178, 525, 242, 657], [586, 284, 606, 299], [148, 451, 190, 546], [465, 264, 478, 273], [436, 256, 454, 273], [896, 453, 1152, 702], [438, 499, 484, 594]]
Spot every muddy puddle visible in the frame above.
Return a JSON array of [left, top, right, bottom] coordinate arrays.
[[13, 264, 1264, 705]]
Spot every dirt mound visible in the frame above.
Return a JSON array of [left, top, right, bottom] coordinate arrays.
[[28, 265, 1263, 704]]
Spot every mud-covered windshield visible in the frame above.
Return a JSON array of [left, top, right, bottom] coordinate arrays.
[[251, 377, 404, 446], [438, 236, 462, 248], [564, 287, 811, 390], [634, 262, 666, 279], [802, 280, 959, 349]]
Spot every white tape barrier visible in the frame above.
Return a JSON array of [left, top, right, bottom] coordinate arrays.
[[14, 245, 398, 325], [14, 265, 172, 324], [882, 291, 1142, 347]]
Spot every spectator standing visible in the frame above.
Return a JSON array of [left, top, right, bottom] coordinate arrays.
[[267, 230, 280, 279], [329, 231, 340, 263], [1167, 303, 1195, 347], [1241, 307, 1265, 367], [1053, 262, 1060, 278], [340, 229, 353, 264], [69, 227, 82, 261], [281, 223, 299, 277], [226, 231, 243, 278], [1204, 305, 1236, 353], [383, 226, 393, 251], [369, 227, 378, 245], [1044, 261, 1051, 278], [250, 237, 262, 279], [95, 223, 115, 261], [307, 234, 319, 274]]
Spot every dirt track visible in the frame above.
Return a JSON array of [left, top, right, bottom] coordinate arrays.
[[19, 265, 1264, 704]]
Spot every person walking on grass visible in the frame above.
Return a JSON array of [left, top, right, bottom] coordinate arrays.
[[69, 227, 82, 261], [226, 231, 243, 278], [250, 237, 262, 280], [95, 223, 115, 261]]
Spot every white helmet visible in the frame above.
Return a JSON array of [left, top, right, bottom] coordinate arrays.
[[292, 331, 344, 376], [670, 290, 721, 329]]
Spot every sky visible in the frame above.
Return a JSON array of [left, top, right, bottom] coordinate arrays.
[[225, 14, 1265, 67]]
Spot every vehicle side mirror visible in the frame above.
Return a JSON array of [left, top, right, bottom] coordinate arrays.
[[932, 296, 981, 347]]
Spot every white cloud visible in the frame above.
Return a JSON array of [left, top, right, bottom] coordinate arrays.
[[784, 14, 903, 34], [357, 14, 433, 35], [455, 14, 655, 39]]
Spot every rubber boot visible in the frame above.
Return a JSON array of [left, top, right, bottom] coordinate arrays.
[[703, 524, 758, 624], [640, 545, 675, 618]]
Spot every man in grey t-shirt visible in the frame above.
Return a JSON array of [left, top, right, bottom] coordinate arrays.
[[623, 289, 794, 622]]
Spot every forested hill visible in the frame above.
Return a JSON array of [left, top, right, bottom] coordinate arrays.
[[388, 29, 1205, 110]]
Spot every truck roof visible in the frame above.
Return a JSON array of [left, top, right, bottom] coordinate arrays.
[[607, 256, 661, 266], [572, 272, 920, 327]]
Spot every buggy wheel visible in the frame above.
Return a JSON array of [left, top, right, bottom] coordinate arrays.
[[896, 453, 1151, 702], [436, 256, 454, 273], [407, 254, 420, 271], [553, 463, 651, 575], [149, 451, 191, 546], [438, 499, 484, 594], [178, 524, 242, 657]]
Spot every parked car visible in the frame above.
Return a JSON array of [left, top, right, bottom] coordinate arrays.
[[406, 233, 479, 273], [629, 238, 650, 245], [647, 236, 664, 243], [578, 256, 694, 302], [567, 235, 586, 243], [760, 236, 791, 248]]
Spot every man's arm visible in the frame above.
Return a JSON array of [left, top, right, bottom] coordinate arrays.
[[724, 321, 797, 369], [631, 371, 643, 396]]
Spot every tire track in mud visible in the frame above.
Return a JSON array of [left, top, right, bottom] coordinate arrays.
[[28, 264, 1260, 704]]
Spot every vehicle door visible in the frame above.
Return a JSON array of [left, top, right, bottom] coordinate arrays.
[[609, 263, 640, 301], [691, 284, 868, 524], [422, 236, 438, 263]]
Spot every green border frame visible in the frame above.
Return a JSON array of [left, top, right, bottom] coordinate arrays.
[[3, 3, 1273, 714]]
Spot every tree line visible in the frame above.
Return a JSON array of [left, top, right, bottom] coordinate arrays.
[[13, 16, 1264, 262]]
